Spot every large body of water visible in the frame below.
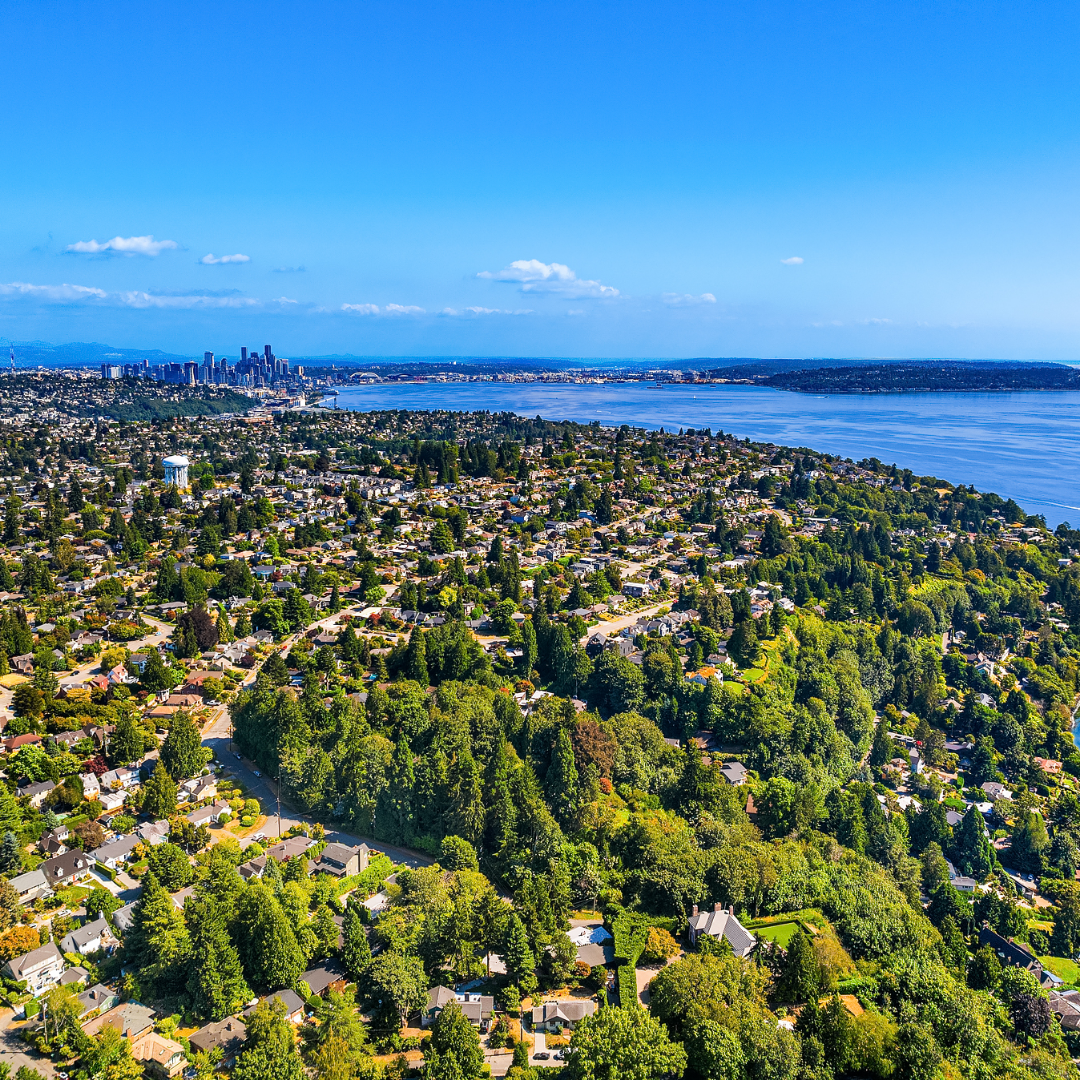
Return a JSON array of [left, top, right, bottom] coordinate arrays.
[[330, 382, 1080, 528]]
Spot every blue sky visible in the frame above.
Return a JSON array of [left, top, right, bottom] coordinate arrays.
[[3, 0, 1080, 359]]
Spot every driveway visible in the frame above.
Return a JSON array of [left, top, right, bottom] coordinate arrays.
[[0, 1008, 55, 1078]]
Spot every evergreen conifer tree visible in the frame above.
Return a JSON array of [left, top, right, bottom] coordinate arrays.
[[0, 832, 21, 876], [406, 628, 429, 685], [186, 894, 251, 1020], [341, 902, 371, 982]]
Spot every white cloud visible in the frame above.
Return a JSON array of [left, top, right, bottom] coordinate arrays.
[[274, 296, 298, 305], [200, 253, 250, 265], [341, 302, 425, 316], [0, 280, 258, 309], [780, 256, 804, 265], [478, 259, 619, 298], [65, 235, 179, 256], [114, 290, 258, 309], [662, 292, 717, 307], [0, 281, 107, 301], [440, 306, 533, 317]]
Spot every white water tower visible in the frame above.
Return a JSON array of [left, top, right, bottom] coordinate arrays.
[[163, 454, 190, 489]]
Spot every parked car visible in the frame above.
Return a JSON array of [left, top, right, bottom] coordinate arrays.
[[534, 1053, 550, 1060]]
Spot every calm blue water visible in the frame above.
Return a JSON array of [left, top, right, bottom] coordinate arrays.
[[331, 382, 1080, 528]]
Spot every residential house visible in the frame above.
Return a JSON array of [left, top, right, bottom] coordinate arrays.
[[131, 1032, 187, 1080], [106, 664, 136, 687], [188, 1017, 247, 1060], [245, 989, 305, 1025], [978, 927, 1045, 984], [569, 921, 615, 967], [99, 765, 140, 791], [265, 836, 314, 863], [1050, 989, 1080, 1032], [185, 799, 231, 828], [98, 789, 127, 812], [530, 999, 597, 1032], [79, 772, 101, 800], [112, 901, 139, 935], [76, 984, 120, 1019], [136, 820, 170, 846], [82, 1000, 156, 1040], [424, 986, 495, 1032], [181, 775, 217, 802], [687, 903, 756, 957], [94, 834, 141, 871], [40, 848, 93, 887], [300, 960, 348, 997], [9, 868, 50, 904], [60, 917, 115, 956], [4, 942, 66, 995], [17, 780, 55, 807], [720, 762, 748, 786], [310, 842, 368, 878]]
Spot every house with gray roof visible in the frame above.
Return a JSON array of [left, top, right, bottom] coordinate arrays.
[[60, 917, 115, 956], [9, 868, 50, 904], [189, 1016, 247, 1059], [531, 999, 597, 1031], [112, 901, 138, 935], [687, 903, 756, 957], [4, 942, 65, 995], [94, 834, 141, 871], [77, 983, 119, 1019], [310, 842, 368, 878], [424, 986, 495, 1031], [40, 848, 93, 886]]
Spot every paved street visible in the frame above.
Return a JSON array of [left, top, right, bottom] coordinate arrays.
[[0, 1008, 56, 1078], [578, 600, 671, 645], [199, 611, 435, 869]]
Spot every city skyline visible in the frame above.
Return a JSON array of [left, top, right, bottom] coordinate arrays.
[[4, 1, 1080, 358]]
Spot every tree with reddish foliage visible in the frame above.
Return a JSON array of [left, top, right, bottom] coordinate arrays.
[[175, 605, 219, 653], [572, 717, 616, 778], [1011, 993, 1052, 1041]]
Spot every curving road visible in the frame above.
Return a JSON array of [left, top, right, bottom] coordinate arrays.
[[199, 601, 433, 870]]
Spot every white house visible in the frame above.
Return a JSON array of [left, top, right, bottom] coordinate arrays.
[[60, 917, 115, 956], [4, 942, 66, 995]]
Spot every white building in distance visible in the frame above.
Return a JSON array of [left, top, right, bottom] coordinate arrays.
[[163, 455, 190, 489]]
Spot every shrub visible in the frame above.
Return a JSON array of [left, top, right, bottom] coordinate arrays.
[[641, 926, 679, 965]]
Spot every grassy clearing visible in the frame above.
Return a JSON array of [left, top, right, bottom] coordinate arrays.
[[753, 921, 802, 948]]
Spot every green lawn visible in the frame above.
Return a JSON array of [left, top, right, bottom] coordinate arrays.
[[753, 921, 802, 948], [1041, 956, 1080, 984], [54, 885, 91, 908], [743, 668, 767, 683]]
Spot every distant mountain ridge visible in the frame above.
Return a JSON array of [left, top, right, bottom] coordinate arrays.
[[0, 339, 196, 367]]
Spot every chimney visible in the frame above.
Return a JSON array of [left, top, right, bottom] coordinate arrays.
[[691, 905, 698, 917], [729, 907, 736, 916], [714, 902, 722, 912]]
